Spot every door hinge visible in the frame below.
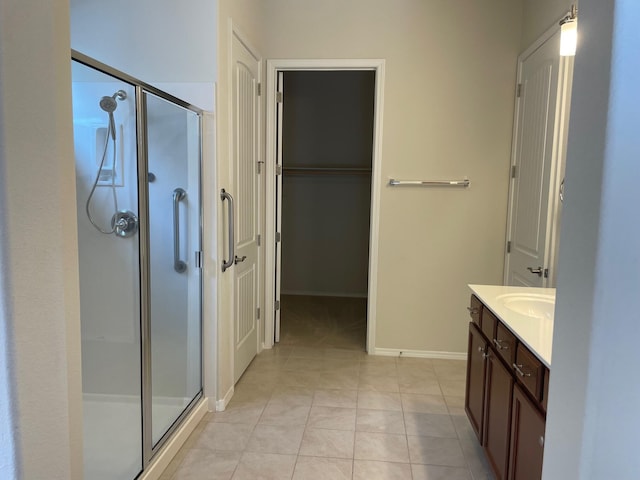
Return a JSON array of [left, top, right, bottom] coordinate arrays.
[[516, 83, 523, 98], [276, 164, 282, 175], [257, 234, 261, 246], [276, 91, 283, 103], [511, 165, 517, 179], [544, 268, 549, 279], [257, 307, 261, 319], [257, 161, 263, 174], [507, 241, 511, 253], [195, 250, 203, 268], [257, 83, 262, 96], [275, 300, 281, 311], [275, 232, 281, 242]]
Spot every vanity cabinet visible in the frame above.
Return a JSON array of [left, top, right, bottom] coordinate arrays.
[[465, 295, 548, 480]]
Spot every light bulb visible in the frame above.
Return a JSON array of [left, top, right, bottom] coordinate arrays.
[[560, 19, 577, 56]]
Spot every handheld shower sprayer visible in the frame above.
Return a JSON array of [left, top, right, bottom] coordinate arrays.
[[86, 89, 138, 236], [99, 90, 127, 140]]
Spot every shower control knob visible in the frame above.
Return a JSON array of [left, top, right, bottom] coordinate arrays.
[[111, 210, 139, 238]]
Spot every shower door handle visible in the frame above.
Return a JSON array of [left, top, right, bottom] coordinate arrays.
[[173, 188, 187, 273], [221, 189, 235, 273]]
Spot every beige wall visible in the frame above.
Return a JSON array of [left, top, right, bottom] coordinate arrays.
[[260, 0, 523, 354], [521, 0, 574, 49], [0, 0, 83, 477]]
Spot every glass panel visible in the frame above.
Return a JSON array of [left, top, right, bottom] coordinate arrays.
[[145, 93, 202, 446], [71, 60, 142, 480]]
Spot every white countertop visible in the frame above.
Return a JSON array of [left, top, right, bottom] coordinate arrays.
[[468, 284, 555, 368]]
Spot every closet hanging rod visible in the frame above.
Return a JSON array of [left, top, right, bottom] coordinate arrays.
[[283, 166, 372, 176], [388, 178, 470, 188]]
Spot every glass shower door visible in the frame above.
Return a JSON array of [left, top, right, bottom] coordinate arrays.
[[71, 60, 143, 480], [144, 92, 202, 446]]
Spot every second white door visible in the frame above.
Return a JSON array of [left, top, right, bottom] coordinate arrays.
[[505, 30, 572, 287], [231, 32, 261, 382]]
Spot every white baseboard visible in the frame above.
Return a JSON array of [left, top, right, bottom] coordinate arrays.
[[139, 398, 208, 480], [281, 290, 367, 298], [216, 385, 234, 412], [372, 348, 467, 361]]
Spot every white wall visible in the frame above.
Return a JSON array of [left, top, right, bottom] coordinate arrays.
[[544, 0, 640, 477], [260, 0, 523, 355], [0, 0, 82, 478], [70, 0, 217, 110]]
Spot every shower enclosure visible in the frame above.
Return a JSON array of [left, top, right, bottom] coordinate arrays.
[[71, 52, 203, 480]]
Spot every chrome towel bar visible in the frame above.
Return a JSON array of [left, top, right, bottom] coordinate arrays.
[[388, 178, 470, 188]]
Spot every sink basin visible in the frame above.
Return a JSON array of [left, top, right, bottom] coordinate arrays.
[[496, 293, 555, 320]]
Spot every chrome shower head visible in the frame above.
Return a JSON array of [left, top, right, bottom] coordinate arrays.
[[99, 96, 118, 113], [99, 90, 127, 140], [99, 90, 127, 113]]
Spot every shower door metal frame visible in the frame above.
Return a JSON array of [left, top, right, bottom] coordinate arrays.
[[71, 50, 205, 473]]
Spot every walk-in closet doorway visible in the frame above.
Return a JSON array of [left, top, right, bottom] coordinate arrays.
[[264, 60, 386, 353]]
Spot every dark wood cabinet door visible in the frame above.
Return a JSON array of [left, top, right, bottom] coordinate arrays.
[[509, 384, 545, 480], [484, 350, 514, 480], [465, 323, 487, 442]]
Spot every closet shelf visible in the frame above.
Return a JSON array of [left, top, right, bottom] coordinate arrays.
[[282, 166, 372, 176]]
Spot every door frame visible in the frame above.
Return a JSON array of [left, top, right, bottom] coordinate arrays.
[[264, 59, 386, 354], [503, 25, 573, 287]]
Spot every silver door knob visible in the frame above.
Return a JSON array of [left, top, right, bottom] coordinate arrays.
[[527, 266, 543, 277]]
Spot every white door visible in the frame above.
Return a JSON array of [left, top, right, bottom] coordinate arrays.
[[274, 71, 284, 343], [505, 30, 569, 287], [231, 33, 261, 382]]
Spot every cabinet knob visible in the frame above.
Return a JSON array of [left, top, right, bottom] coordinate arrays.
[[539, 436, 545, 447], [467, 307, 480, 314], [493, 338, 509, 350]]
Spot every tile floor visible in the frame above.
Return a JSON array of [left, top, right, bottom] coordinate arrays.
[[160, 346, 495, 479]]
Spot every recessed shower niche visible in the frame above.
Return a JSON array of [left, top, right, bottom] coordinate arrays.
[[71, 53, 204, 480]]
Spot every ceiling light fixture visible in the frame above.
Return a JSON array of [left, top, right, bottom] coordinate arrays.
[[559, 5, 578, 56]]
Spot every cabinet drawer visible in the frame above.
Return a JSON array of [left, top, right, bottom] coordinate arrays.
[[513, 343, 544, 401], [493, 321, 516, 366], [482, 308, 498, 340], [468, 295, 483, 326]]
